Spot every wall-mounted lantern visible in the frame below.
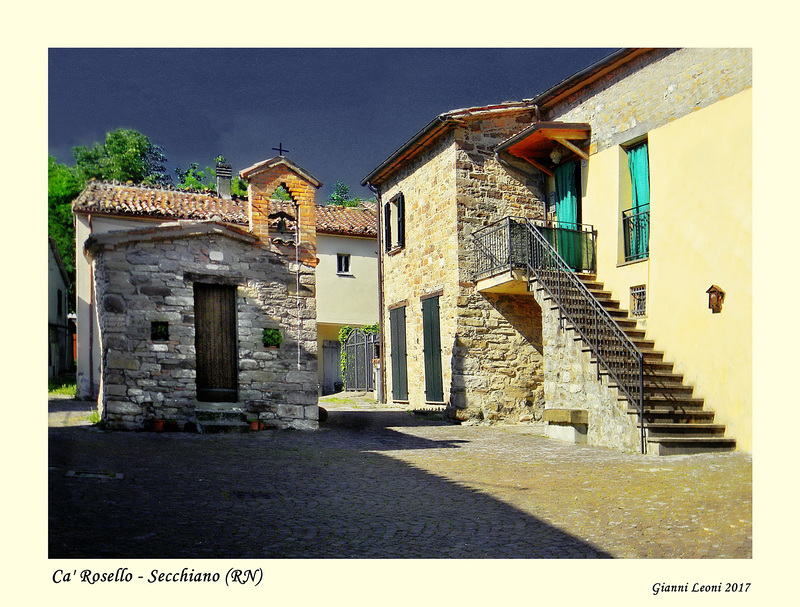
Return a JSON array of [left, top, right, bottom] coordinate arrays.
[[706, 285, 725, 313]]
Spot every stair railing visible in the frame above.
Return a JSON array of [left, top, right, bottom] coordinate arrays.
[[522, 218, 646, 453]]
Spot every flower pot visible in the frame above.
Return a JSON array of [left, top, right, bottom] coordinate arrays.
[[151, 419, 165, 432], [249, 420, 260, 431]]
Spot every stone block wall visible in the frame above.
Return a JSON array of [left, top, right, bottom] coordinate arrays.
[[380, 132, 459, 406], [547, 48, 753, 152], [449, 112, 548, 423], [378, 108, 550, 423], [534, 288, 639, 452], [91, 230, 318, 430]]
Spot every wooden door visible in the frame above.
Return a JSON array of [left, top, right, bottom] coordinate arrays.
[[194, 282, 238, 402]]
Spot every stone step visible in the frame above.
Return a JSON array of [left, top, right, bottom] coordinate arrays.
[[629, 407, 716, 422], [646, 436, 737, 456], [196, 419, 251, 434], [642, 422, 727, 436], [194, 406, 253, 434]]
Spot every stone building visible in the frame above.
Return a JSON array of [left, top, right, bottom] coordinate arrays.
[[364, 48, 752, 455], [75, 157, 325, 430], [363, 102, 549, 423]]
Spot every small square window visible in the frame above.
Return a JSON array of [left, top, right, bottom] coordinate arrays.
[[337, 254, 351, 275], [630, 285, 646, 317], [151, 321, 169, 341]]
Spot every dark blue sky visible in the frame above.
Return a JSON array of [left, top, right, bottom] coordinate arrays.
[[49, 48, 615, 201]]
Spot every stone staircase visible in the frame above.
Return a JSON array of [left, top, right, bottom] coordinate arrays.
[[574, 274, 736, 456], [194, 405, 252, 434]]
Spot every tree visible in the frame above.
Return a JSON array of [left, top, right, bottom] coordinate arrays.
[[71, 128, 172, 186], [326, 182, 360, 207], [48, 156, 83, 277], [48, 128, 174, 305]]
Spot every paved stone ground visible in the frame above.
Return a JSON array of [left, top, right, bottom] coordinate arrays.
[[48, 394, 752, 559]]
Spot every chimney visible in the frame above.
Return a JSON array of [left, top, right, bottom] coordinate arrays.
[[216, 162, 232, 199]]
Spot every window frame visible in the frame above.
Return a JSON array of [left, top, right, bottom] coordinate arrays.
[[336, 253, 352, 276]]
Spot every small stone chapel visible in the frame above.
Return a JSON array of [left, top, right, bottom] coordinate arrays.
[[81, 156, 322, 431]]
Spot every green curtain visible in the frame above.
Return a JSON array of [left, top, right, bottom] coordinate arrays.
[[554, 161, 580, 270], [627, 142, 650, 258]]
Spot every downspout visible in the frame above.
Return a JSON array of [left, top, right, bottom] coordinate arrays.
[[87, 213, 95, 400], [368, 182, 386, 403]]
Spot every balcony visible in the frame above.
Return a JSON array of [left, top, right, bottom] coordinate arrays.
[[622, 205, 650, 262], [473, 217, 597, 284]]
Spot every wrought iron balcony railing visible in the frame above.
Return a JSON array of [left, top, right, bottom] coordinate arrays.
[[473, 216, 646, 453], [473, 217, 597, 279], [622, 204, 650, 262]]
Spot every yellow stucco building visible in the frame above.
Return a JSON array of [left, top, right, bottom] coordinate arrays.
[[366, 48, 752, 454]]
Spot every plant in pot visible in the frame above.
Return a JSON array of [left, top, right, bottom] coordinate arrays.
[[262, 328, 283, 349]]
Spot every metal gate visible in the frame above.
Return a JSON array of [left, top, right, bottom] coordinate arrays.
[[343, 329, 379, 391]]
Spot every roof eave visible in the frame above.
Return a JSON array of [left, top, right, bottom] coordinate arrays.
[[528, 48, 652, 112], [362, 101, 540, 187]]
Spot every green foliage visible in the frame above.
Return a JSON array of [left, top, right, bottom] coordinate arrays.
[[48, 376, 76, 397], [48, 156, 83, 278], [71, 128, 171, 186], [49, 128, 174, 307], [262, 328, 283, 348], [271, 184, 292, 201], [174, 155, 248, 197], [326, 182, 361, 207]]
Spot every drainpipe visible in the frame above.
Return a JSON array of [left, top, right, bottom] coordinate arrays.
[[87, 213, 95, 401], [368, 182, 386, 404]]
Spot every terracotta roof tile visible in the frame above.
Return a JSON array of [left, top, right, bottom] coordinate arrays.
[[72, 181, 377, 238], [72, 180, 249, 225], [314, 203, 378, 237]]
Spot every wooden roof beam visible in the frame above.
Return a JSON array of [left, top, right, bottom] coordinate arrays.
[[553, 137, 589, 161]]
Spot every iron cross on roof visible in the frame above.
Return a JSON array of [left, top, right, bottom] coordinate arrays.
[[272, 143, 289, 156]]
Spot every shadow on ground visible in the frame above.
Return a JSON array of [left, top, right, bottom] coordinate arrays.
[[49, 401, 611, 559]]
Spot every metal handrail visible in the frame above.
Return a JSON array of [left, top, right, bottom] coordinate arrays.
[[523, 219, 646, 454], [472, 216, 646, 453]]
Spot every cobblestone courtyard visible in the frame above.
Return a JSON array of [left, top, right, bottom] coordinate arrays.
[[48, 395, 752, 559]]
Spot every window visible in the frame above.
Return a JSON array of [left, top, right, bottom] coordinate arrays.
[[57, 289, 63, 318], [630, 285, 646, 317], [151, 321, 169, 341], [384, 192, 405, 252], [336, 253, 351, 275], [622, 140, 650, 261]]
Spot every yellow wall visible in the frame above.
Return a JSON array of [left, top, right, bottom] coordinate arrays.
[[582, 88, 752, 452]]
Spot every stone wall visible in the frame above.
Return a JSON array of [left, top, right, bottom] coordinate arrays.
[[91, 228, 318, 430], [379, 132, 459, 406], [534, 288, 640, 452], [547, 48, 753, 153], [450, 112, 547, 422], [377, 108, 550, 423]]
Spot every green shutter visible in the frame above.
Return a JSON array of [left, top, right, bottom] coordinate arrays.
[[396, 193, 405, 247], [422, 296, 443, 402], [389, 306, 408, 400], [384, 201, 392, 252]]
